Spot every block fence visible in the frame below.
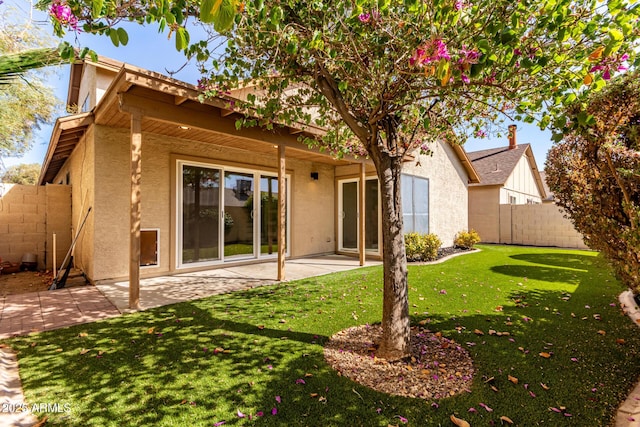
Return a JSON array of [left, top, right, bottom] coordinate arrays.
[[0, 184, 72, 270], [498, 203, 589, 249]]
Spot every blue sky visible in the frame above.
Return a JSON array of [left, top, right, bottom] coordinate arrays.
[[5, 0, 555, 170]]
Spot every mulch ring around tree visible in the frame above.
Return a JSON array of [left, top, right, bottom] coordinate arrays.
[[324, 324, 474, 400]]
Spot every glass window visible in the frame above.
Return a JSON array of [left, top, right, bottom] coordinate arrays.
[[181, 165, 221, 264], [401, 174, 429, 234]]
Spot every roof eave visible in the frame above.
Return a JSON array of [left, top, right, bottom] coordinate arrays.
[[38, 112, 94, 186]]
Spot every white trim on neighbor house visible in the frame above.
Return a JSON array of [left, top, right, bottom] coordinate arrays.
[[175, 158, 291, 270]]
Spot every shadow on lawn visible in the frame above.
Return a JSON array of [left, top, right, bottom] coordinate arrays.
[[8, 249, 640, 426]]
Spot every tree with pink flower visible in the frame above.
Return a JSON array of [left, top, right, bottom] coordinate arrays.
[[40, 0, 640, 360]]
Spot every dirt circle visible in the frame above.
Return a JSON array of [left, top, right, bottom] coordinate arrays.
[[324, 324, 474, 400]]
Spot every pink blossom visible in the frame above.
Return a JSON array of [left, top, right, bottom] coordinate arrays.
[[411, 39, 451, 67], [49, 0, 79, 30], [358, 13, 370, 23], [475, 129, 487, 138]]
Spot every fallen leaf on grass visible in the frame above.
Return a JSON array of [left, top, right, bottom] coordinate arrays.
[[80, 348, 90, 355], [78, 332, 88, 337], [540, 383, 550, 390], [479, 402, 493, 412], [32, 416, 48, 427], [474, 329, 484, 335], [450, 414, 470, 427], [617, 338, 626, 345], [500, 415, 514, 424], [597, 330, 606, 336], [237, 410, 246, 418], [539, 352, 552, 358], [508, 375, 518, 384]]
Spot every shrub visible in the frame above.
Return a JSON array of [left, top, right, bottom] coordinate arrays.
[[546, 71, 640, 292], [405, 232, 442, 262], [454, 230, 481, 249]]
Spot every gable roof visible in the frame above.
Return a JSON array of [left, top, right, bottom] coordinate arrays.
[[40, 56, 480, 185], [466, 143, 546, 198], [538, 171, 555, 202]]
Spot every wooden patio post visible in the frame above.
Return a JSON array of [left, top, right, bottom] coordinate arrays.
[[277, 144, 286, 281], [359, 162, 366, 266], [129, 111, 142, 310]]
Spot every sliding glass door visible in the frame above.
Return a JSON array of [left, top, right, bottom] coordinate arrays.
[[178, 161, 288, 267], [223, 171, 255, 259], [338, 178, 380, 254], [181, 165, 221, 264]]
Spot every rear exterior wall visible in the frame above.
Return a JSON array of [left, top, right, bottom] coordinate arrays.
[[85, 125, 335, 283]]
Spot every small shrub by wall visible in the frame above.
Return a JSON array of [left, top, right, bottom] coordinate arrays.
[[405, 232, 442, 261]]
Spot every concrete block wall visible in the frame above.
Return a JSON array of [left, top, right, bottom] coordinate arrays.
[[498, 203, 588, 249], [0, 184, 72, 270]]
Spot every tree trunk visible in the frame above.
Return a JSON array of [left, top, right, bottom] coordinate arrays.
[[370, 149, 411, 360]]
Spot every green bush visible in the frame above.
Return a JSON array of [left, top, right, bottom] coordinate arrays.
[[405, 232, 442, 261], [454, 229, 481, 249]]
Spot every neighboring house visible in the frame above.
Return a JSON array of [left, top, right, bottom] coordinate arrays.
[[538, 171, 556, 203], [467, 125, 547, 243], [38, 57, 480, 294]]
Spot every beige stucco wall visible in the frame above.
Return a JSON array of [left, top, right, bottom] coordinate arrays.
[[0, 184, 71, 270], [499, 204, 588, 249], [468, 186, 501, 243], [82, 125, 335, 283], [52, 126, 96, 279]]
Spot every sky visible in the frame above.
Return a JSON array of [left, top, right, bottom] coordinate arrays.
[[4, 0, 556, 170]]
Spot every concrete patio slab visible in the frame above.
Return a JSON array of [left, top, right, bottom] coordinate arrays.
[[0, 287, 120, 340], [97, 255, 380, 312]]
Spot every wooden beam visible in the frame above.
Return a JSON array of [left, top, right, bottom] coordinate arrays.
[[129, 111, 142, 310], [359, 163, 366, 266], [277, 144, 286, 281], [175, 95, 189, 105], [220, 108, 234, 117]]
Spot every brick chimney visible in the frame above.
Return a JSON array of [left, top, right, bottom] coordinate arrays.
[[508, 124, 517, 150]]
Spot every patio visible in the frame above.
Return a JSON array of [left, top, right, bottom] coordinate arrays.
[[0, 255, 379, 339]]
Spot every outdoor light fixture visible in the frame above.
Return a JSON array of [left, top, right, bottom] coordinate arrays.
[[310, 172, 319, 180], [178, 125, 190, 130]]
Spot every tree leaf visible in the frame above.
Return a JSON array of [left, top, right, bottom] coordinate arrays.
[[117, 28, 129, 46], [450, 414, 470, 427], [108, 29, 120, 47], [91, 0, 104, 19], [200, 0, 223, 23]]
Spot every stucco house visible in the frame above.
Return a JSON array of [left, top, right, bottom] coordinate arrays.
[[38, 56, 480, 304], [467, 125, 547, 243]]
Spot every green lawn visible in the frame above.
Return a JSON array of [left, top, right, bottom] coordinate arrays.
[[7, 245, 640, 426]]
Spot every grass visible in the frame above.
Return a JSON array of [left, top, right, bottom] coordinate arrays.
[[6, 245, 640, 426]]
